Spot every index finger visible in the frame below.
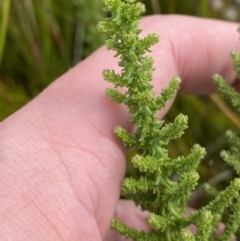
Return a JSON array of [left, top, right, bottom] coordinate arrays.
[[139, 15, 240, 94]]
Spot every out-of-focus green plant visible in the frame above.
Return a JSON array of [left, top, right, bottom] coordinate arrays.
[[0, 0, 11, 67], [71, 0, 105, 61], [209, 44, 240, 240], [0, 81, 29, 119], [0, 0, 105, 120]]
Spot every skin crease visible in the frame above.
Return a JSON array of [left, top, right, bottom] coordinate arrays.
[[0, 15, 240, 241]]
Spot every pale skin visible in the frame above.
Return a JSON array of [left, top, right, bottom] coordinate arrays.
[[0, 15, 240, 241]]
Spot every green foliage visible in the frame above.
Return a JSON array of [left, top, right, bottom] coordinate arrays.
[[71, 0, 105, 59], [204, 37, 240, 241], [0, 0, 105, 120], [0, 0, 11, 66], [231, 49, 240, 79], [98, 0, 240, 240], [214, 49, 240, 232], [214, 49, 240, 176], [213, 72, 240, 115], [220, 130, 240, 175], [0, 81, 29, 118], [164, 1, 240, 169]]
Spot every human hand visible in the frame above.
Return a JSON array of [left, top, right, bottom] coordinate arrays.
[[0, 15, 239, 241]]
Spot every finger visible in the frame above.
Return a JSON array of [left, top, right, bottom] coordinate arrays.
[[139, 15, 240, 94], [0, 74, 127, 240]]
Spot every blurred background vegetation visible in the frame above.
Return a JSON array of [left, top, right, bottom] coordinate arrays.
[[0, 0, 240, 206]]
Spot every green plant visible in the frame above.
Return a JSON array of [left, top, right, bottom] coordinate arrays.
[[0, 0, 105, 120], [98, 0, 240, 240], [0, 0, 11, 67], [213, 47, 240, 175], [213, 46, 240, 240]]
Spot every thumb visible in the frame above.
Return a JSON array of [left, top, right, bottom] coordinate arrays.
[[0, 47, 128, 240]]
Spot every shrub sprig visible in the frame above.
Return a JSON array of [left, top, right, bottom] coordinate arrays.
[[98, 0, 240, 240]]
